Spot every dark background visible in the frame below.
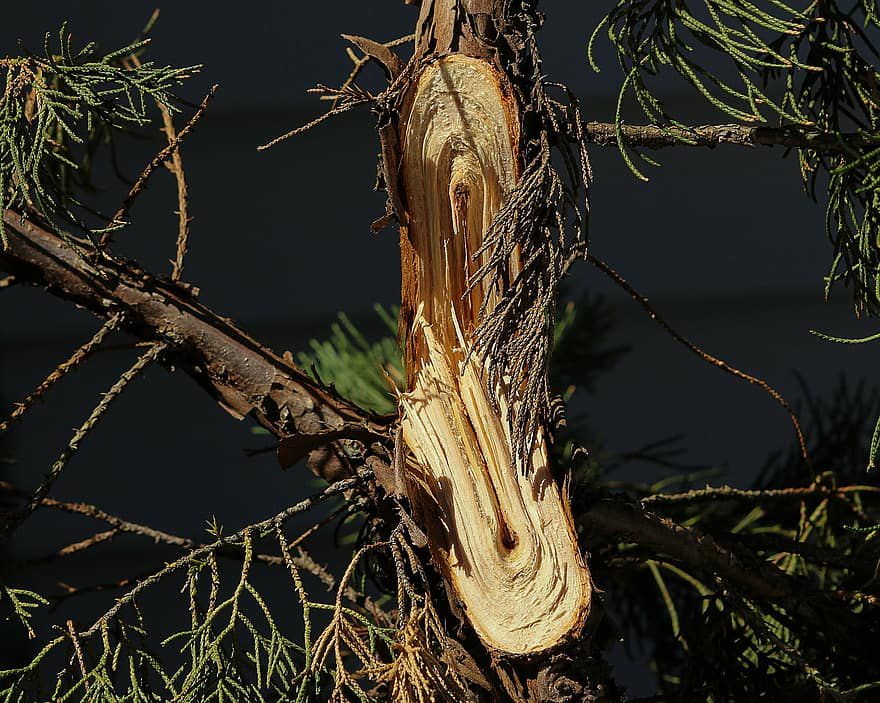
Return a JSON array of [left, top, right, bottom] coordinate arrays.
[[2, 2, 879, 695]]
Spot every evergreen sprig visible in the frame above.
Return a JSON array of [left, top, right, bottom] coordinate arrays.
[[298, 306, 403, 416], [0, 476, 405, 703], [3, 297, 879, 701], [592, 0, 880, 318], [583, 378, 880, 701], [0, 24, 197, 246], [0, 586, 47, 641]]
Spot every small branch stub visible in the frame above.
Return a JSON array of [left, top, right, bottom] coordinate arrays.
[[397, 55, 592, 655]]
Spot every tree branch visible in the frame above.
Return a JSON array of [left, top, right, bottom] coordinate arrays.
[[583, 122, 878, 151], [0, 209, 392, 480], [581, 498, 792, 600], [641, 482, 880, 506], [0, 479, 390, 622], [581, 497, 875, 618]]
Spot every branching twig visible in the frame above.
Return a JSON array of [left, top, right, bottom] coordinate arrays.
[[332, 33, 414, 110], [0, 478, 389, 619], [81, 470, 368, 637], [587, 253, 810, 465], [125, 52, 194, 281], [257, 86, 372, 151], [0, 480, 191, 548], [0, 314, 123, 433], [0, 342, 166, 539], [104, 85, 217, 241]]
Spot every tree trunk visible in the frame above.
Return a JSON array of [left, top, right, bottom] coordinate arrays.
[[391, 0, 593, 658]]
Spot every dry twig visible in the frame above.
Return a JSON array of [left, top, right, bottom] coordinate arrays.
[[159, 102, 192, 281], [587, 253, 811, 465], [0, 342, 167, 539], [0, 314, 123, 433], [104, 85, 217, 242]]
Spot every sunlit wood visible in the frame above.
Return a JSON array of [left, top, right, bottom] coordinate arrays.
[[398, 55, 592, 655]]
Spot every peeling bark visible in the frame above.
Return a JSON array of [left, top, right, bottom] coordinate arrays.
[[0, 210, 392, 480]]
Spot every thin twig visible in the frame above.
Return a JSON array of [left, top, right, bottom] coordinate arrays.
[[0, 342, 166, 540], [642, 482, 880, 506], [285, 502, 351, 553], [159, 102, 191, 281], [0, 527, 118, 578], [66, 620, 89, 690], [52, 571, 151, 607], [260, 541, 390, 624], [103, 85, 217, 242], [587, 253, 811, 466], [0, 274, 15, 288], [331, 33, 414, 110], [0, 480, 378, 613], [257, 92, 370, 151], [40, 530, 119, 565], [298, 544, 390, 624], [0, 314, 123, 433], [0, 480, 191, 549], [126, 52, 193, 281]]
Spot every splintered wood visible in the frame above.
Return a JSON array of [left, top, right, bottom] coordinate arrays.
[[398, 56, 592, 655]]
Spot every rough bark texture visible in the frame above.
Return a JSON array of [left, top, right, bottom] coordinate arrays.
[[0, 210, 392, 480], [581, 121, 880, 151], [0, 207, 618, 701]]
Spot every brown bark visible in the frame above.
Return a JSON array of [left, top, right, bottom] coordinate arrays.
[[582, 121, 877, 151], [0, 210, 392, 480]]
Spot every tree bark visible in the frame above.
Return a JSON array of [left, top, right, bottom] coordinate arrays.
[[0, 210, 392, 481], [581, 121, 878, 151]]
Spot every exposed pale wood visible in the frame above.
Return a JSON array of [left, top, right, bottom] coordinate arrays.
[[398, 55, 592, 655]]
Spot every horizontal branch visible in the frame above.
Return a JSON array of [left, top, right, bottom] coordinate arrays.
[[641, 482, 880, 506], [581, 498, 874, 620], [583, 122, 877, 151], [581, 498, 792, 600], [0, 210, 392, 480], [0, 479, 389, 621]]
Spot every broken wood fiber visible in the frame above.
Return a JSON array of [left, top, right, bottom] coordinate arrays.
[[397, 55, 592, 655]]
